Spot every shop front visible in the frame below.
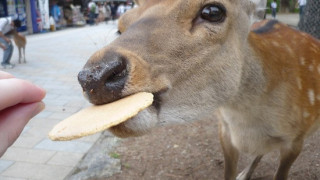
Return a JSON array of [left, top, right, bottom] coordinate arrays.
[[0, 0, 27, 32], [0, 0, 89, 34], [0, 0, 45, 33], [51, 0, 85, 28]]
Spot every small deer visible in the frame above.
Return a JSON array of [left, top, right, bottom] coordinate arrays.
[[12, 28, 26, 63], [77, 0, 320, 179]]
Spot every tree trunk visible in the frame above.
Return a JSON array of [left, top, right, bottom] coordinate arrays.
[[289, 0, 297, 12], [279, 0, 290, 13], [298, 0, 320, 39]]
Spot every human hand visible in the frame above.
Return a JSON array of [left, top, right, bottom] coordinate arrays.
[[0, 44, 6, 50], [0, 71, 46, 157], [4, 37, 11, 44]]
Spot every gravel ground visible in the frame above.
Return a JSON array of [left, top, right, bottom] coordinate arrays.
[[68, 117, 320, 180]]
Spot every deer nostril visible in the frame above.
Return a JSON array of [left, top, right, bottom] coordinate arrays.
[[78, 54, 129, 105], [105, 58, 128, 90]]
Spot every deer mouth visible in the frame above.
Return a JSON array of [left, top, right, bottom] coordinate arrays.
[[105, 89, 168, 138], [151, 88, 168, 113], [82, 87, 167, 116]]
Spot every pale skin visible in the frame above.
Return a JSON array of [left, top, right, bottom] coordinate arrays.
[[0, 71, 46, 157]]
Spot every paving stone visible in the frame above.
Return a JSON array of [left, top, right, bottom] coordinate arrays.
[[0, 176, 25, 180], [47, 152, 84, 166], [63, 100, 89, 108], [1, 148, 55, 164], [11, 136, 44, 148], [1, 162, 73, 180], [33, 111, 54, 119], [21, 126, 53, 138], [46, 112, 75, 120], [59, 106, 83, 114], [44, 105, 70, 113], [27, 117, 62, 128], [77, 133, 102, 143], [42, 93, 60, 100], [40, 82, 66, 90], [0, 160, 14, 173], [43, 99, 68, 106], [35, 139, 93, 153], [20, 126, 30, 135]]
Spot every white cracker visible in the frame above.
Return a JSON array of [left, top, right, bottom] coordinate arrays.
[[48, 92, 153, 141]]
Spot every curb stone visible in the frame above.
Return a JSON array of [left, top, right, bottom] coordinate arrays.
[[65, 132, 122, 180]]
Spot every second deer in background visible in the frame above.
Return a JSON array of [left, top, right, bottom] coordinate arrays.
[[12, 29, 26, 64]]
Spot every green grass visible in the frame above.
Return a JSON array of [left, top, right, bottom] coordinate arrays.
[[109, 152, 121, 159]]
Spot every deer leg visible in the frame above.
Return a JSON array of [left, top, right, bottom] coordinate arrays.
[[236, 155, 263, 180], [219, 122, 239, 180], [18, 47, 21, 64], [273, 138, 303, 180], [23, 47, 26, 63]]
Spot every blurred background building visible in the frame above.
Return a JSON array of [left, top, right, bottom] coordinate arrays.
[[0, 0, 133, 34]]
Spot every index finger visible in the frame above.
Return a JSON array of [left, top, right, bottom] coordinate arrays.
[[0, 78, 46, 111], [0, 71, 14, 79]]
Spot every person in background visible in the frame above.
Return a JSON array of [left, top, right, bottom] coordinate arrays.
[[125, 2, 132, 12], [117, 3, 126, 18], [88, 1, 96, 25], [104, 2, 111, 22], [50, 1, 61, 29], [109, 2, 117, 23], [96, 3, 106, 24], [271, 0, 277, 19], [94, 2, 100, 23], [0, 17, 21, 69], [0, 71, 46, 157], [297, 0, 307, 19]]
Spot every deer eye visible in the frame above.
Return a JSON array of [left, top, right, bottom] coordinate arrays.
[[201, 4, 226, 23]]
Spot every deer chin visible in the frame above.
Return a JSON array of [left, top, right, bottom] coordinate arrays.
[[105, 90, 166, 138], [108, 101, 159, 138]]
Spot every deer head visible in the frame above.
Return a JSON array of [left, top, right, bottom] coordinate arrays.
[[78, 0, 267, 137]]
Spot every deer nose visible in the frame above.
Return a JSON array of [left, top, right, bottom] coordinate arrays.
[[78, 55, 128, 105]]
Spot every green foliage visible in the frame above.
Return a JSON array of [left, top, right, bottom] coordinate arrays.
[[266, 0, 299, 13]]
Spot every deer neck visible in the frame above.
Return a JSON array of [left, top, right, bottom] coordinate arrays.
[[224, 41, 266, 108]]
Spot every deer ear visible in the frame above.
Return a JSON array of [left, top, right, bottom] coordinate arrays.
[[134, 0, 146, 6]]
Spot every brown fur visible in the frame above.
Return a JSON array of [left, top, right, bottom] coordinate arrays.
[[78, 0, 320, 179], [12, 29, 26, 63]]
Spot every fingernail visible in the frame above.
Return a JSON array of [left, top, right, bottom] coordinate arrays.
[[35, 85, 47, 97], [35, 84, 46, 92]]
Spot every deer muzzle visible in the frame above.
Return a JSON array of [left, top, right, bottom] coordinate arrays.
[[78, 51, 129, 105]]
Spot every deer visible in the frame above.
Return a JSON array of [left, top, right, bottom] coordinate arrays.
[[77, 0, 320, 179], [11, 28, 26, 64]]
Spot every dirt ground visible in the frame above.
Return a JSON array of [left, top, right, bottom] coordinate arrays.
[[105, 117, 320, 180]]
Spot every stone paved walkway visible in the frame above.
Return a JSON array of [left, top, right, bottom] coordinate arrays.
[[0, 22, 118, 180]]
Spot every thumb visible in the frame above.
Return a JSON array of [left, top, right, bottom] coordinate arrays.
[[0, 102, 45, 157]]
